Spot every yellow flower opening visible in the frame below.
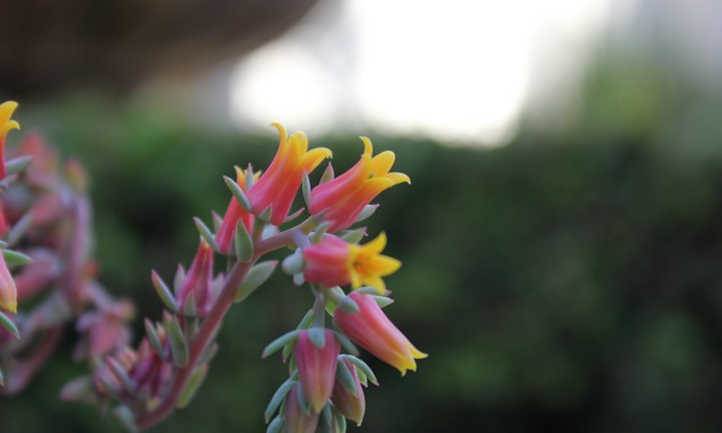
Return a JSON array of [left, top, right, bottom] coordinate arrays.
[[346, 232, 401, 293], [0, 101, 20, 139], [359, 136, 410, 191], [270, 122, 332, 174]]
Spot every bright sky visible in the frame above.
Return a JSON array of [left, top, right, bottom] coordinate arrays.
[[230, 0, 611, 145]]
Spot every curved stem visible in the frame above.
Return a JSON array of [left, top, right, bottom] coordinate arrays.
[[137, 215, 324, 429], [136, 259, 252, 430]]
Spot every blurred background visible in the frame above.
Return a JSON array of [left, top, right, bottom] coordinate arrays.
[[3, 0, 722, 432]]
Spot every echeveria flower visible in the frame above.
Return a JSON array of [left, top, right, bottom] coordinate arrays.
[[335, 292, 426, 375], [248, 123, 331, 225], [303, 233, 401, 293], [309, 137, 409, 232]]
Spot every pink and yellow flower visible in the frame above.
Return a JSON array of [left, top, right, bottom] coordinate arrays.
[[0, 101, 20, 179], [309, 137, 409, 232], [295, 329, 340, 413], [303, 232, 401, 293], [248, 123, 331, 225], [335, 292, 426, 375], [215, 166, 257, 254]]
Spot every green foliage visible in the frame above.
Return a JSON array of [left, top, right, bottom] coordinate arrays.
[[4, 87, 722, 433]]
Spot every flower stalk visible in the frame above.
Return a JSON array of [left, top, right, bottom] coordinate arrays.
[[0, 108, 425, 433]]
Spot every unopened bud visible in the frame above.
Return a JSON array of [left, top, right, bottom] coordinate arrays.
[[295, 329, 340, 413], [332, 359, 366, 426], [285, 383, 319, 433]]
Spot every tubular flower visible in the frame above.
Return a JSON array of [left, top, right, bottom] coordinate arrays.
[[335, 292, 426, 375], [0, 251, 17, 312], [303, 232, 401, 293], [295, 329, 341, 413], [0, 101, 20, 179], [309, 136, 409, 232], [177, 240, 214, 315], [215, 166, 257, 254], [331, 359, 366, 426], [285, 382, 320, 433], [248, 123, 331, 225]]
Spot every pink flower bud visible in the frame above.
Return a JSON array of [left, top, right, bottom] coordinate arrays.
[[177, 240, 214, 315], [335, 292, 427, 375], [295, 329, 340, 413], [285, 382, 320, 433], [309, 137, 409, 232], [248, 123, 331, 225], [0, 251, 17, 312], [130, 339, 167, 399], [215, 166, 255, 254], [331, 359, 366, 426]]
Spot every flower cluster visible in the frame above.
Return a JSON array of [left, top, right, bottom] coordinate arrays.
[[0, 103, 425, 433], [0, 102, 134, 394]]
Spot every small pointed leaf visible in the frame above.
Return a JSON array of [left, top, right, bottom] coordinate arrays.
[[176, 363, 209, 408], [166, 315, 189, 367], [373, 296, 394, 308], [0, 311, 19, 339], [234, 261, 277, 303], [336, 360, 357, 395], [2, 249, 31, 267], [266, 415, 284, 433], [223, 175, 252, 212], [302, 173, 312, 209], [308, 327, 326, 349], [332, 331, 359, 356], [144, 319, 164, 359], [320, 163, 335, 184], [4, 156, 32, 176], [234, 219, 253, 262], [262, 329, 301, 359], [340, 355, 378, 386], [265, 378, 295, 423], [151, 270, 178, 313], [193, 217, 220, 252]]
